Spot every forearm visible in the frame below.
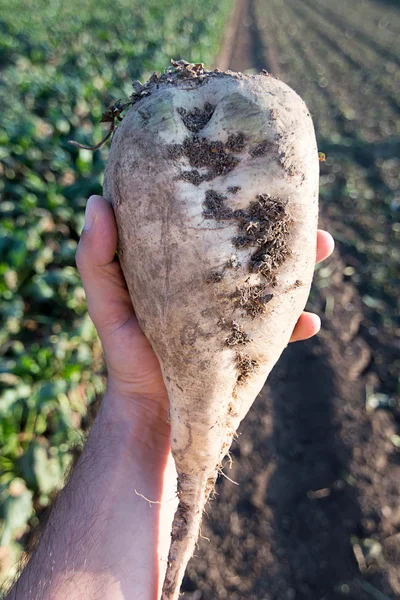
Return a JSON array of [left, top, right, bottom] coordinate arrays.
[[7, 390, 177, 600]]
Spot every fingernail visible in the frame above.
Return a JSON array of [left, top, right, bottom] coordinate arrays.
[[84, 196, 97, 231]]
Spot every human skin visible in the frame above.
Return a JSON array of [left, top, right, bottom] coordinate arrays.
[[5, 195, 334, 600]]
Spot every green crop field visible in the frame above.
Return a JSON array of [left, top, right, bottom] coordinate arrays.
[[0, 0, 232, 585]]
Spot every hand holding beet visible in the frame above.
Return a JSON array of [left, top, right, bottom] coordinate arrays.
[[78, 61, 334, 600]]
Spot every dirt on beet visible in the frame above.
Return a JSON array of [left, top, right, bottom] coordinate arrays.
[[181, 1, 400, 598]]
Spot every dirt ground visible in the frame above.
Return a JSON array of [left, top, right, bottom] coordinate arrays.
[[181, 1, 400, 598]]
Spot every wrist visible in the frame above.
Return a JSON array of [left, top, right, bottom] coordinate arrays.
[[98, 384, 171, 457]]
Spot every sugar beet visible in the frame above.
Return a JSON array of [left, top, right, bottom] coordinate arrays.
[[104, 61, 319, 600]]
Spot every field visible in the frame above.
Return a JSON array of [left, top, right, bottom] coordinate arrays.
[[1, 0, 399, 598]]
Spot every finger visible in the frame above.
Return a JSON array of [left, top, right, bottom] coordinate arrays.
[[76, 195, 133, 332], [290, 312, 321, 343], [76, 195, 117, 267], [316, 229, 335, 264]]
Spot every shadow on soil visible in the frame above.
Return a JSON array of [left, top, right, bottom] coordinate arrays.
[[265, 339, 361, 598], [253, 337, 393, 598]]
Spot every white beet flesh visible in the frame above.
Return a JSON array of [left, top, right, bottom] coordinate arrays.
[[104, 64, 319, 600]]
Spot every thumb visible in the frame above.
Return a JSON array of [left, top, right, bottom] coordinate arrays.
[[76, 195, 133, 334]]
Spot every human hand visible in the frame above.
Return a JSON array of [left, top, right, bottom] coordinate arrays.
[[76, 195, 334, 410], [289, 228, 334, 341], [76, 195, 169, 423]]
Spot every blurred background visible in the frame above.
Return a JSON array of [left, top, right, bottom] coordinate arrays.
[[0, 0, 399, 598]]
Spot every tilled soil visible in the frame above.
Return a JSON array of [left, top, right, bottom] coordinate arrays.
[[182, 1, 400, 598]]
